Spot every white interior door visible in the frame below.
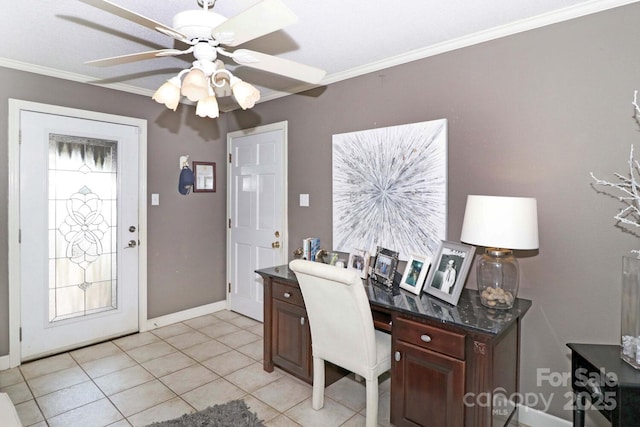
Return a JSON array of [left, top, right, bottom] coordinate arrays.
[[19, 108, 141, 361], [227, 121, 288, 321]]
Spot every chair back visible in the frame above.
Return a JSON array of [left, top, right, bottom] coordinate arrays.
[[289, 259, 378, 375]]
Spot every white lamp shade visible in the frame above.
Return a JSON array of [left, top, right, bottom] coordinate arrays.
[[196, 95, 220, 118], [181, 68, 209, 102], [152, 77, 181, 111], [231, 78, 260, 110], [460, 195, 539, 250]]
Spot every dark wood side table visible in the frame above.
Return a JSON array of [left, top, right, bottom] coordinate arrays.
[[567, 343, 640, 426]]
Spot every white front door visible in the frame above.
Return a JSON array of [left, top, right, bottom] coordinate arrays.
[[227, 122, 288, 321], [18, 105, 143, 361]]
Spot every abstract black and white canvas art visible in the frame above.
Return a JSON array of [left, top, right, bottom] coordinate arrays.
[[332, 119, 447, 260]]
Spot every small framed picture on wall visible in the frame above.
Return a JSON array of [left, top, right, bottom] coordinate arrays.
[[193, 161, 216, 192]]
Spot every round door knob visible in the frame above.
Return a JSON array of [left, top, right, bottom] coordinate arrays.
[[272, 241, 281, 248], [125, 240, 137, 248]]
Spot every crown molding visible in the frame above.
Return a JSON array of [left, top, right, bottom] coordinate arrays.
[[259, 0, 640, 105], [1, 0, 638, 109], [319, 0, 640, 87], [0, 57, 156, 98]]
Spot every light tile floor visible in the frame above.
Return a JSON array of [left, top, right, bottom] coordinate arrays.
[[0, 310, 392, 427]]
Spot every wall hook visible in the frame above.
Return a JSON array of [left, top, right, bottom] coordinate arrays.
[[180, 155, 190, 170]]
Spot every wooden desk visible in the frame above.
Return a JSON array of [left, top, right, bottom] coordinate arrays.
[[567, 343, 640, 426], [257, 265, 531, 427]]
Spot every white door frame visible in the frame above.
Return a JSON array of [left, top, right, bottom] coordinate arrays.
[[226, 121, 288, 314], [7, 99, 148, 367]]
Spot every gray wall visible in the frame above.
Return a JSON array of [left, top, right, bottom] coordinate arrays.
[[226, 4, 640, 423], [0, 67, 228, 354]]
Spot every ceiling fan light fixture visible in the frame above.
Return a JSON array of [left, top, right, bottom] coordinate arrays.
[[152, 76, 182, 111], [181, 68, 209, 102], [83, 0, 327, 120], [230, 76, 260, 110]]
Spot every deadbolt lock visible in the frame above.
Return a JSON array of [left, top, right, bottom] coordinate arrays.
[[275, 231, 280, 238]]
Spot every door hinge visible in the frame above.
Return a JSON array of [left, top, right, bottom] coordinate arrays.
[[18, 229, 21, 244], [228, 218, 231, 229], [18, 130, 22, 144], [228, 283, 231, 293], [228, 153, 232, 163], [19, 327, 22, 342]]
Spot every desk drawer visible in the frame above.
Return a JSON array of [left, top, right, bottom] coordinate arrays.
[[394, 316, 465, 360], [272, 281, 305, 307]]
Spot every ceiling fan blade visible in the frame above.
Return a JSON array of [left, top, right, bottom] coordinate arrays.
[[85, 49, 186, 67], [232, 49, 326, 84], [212, 0, 297, 47], [79, 0, 189, 43]]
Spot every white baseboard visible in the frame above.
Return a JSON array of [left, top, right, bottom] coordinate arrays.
[[143, 301, 227, 332], [519, 405, 571, 427], [0, 354, 11, 371], [493, 394, 571, 427]]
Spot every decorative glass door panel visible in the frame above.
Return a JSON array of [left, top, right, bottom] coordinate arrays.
[[48, 135, 118, 322]]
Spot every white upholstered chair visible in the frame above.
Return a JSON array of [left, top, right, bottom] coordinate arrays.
[[0, 393, 22, 426], [289, 259, 392, 427]]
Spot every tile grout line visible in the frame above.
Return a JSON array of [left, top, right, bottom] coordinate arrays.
[[116, 316, 260, 425], [67, 347, 131, 427], [15, 363, 49, 427]]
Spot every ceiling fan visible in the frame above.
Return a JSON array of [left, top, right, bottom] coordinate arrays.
[[80, 0, 326, 118]]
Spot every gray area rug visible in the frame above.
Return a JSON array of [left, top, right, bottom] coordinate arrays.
[[145, 400, 265, 427]]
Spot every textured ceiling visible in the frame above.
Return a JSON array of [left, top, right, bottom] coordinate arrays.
[[1, 0, 636, 111]]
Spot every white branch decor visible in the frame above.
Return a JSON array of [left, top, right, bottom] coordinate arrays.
[[591, 91, 640, 256], [594, 92, 640, 368]]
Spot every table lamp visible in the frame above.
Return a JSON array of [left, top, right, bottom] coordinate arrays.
[[460, 195, 539, 309]]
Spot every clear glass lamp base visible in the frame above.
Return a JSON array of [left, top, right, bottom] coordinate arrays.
[[477, 248, 519, 310]]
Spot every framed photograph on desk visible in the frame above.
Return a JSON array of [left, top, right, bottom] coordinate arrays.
[[371, 246, 399, 287], [400, 254, 431, 295], [347, 249, 370, 279], [424, 241, 475, 305]]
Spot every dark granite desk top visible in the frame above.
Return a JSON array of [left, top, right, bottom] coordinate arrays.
[[256, 264, 532, 336]]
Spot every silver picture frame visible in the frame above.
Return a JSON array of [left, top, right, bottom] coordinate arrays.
[[424, 241, 475, 306], [371, 246, 399, 287]]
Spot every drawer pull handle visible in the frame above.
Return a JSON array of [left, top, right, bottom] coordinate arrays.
[[420, 334, 432, 343], [395, 351, 401, 362], [300, 317, 305, 326], [283, 292, 291, 298]]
